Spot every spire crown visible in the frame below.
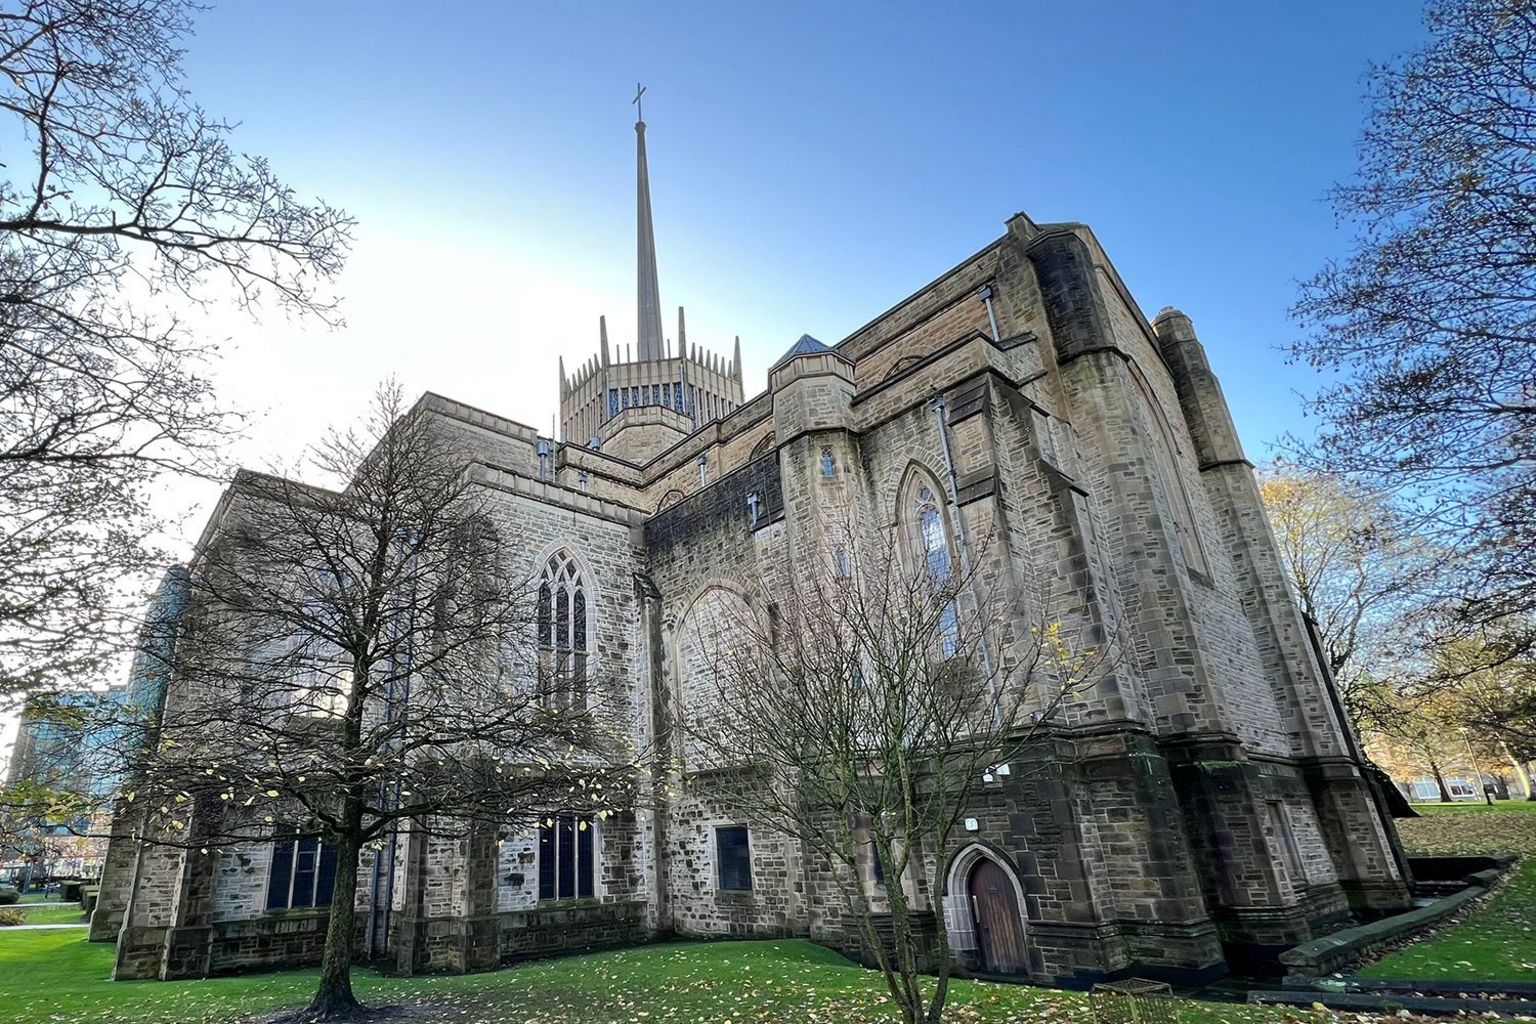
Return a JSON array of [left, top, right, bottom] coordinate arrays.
[[634, 87, 664, 361]]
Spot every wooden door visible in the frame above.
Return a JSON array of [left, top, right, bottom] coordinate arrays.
[[968, 859, 1028, 975]]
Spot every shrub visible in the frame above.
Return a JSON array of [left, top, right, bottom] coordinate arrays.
[[0, 887, 18, 906], [0, 908, 24, 926]]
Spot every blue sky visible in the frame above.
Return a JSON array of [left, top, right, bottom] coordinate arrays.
[[0, 2, 1435, 762], [152, 0, 1428, 468]]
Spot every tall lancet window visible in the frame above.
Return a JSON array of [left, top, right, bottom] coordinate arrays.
[[536, 550, 589, 710], [903, 471, 960, 656]]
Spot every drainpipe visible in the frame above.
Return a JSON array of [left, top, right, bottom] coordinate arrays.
[[928, 392, 1001, 726], [366, 528, 420, 960], [978, 286, 1001, 343]]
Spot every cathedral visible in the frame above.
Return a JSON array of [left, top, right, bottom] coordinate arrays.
[[93, 108, 1412, 987]]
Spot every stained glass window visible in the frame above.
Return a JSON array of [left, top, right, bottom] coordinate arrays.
[[909, 476, 959, 656]]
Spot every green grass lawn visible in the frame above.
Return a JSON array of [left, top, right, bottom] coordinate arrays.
[[1355, 799, 1536, 981], [1396, 798, 1536, 861], [6, 890, 87, 925], [0, 929, 1324, 1024], [1359, 860, 1536, 980], [24, 801, 1536, 1023], [17, 901, 86, 925]]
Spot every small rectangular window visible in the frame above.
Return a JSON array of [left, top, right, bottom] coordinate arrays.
[[717, 825, 752, 891], [291, 837, 319, 908]]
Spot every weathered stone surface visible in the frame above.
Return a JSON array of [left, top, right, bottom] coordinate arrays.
[[98, 213, 1412, 986]]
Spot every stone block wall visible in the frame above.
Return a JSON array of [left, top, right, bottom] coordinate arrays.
[[498, 899, 649, 962], [94, 211, 1414, 988], [662, 790, 803, 938]]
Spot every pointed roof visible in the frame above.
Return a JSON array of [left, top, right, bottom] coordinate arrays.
[[635, 116, 664, 361], [772, 334, 834, 367]]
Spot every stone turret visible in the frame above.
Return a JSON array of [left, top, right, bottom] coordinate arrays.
[[768, 335, 855, 443], [1152, 308, 1245, 468]]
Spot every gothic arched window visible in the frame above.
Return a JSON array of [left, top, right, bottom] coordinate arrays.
[[537, 550, 589, 710], [903, 471, 959, 655]]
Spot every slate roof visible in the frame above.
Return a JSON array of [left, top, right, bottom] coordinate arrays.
[[771, 334, 834, 368]]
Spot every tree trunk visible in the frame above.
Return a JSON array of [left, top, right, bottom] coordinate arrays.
[[1500, 741, 1535, 800], [307, 831, 362, 1019], [877, 846, 926, 1024], [1426, 753, 1454, 802]]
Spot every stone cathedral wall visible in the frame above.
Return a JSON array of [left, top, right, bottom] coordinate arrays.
[[95, 212, 1410, 986], [1085, 274, 1290, 756], [641, 450, 805, 939]]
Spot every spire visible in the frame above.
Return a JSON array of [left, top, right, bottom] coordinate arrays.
[[558, 355, 568, 396], [677, 306, 688, 356], [733, 335, 743, 382], [599, 315, 610, 366], [635, 85, 664, 362]]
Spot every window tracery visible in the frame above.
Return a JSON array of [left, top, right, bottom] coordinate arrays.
[[903, 470, 960, 655], [536, 549, 589, 710]]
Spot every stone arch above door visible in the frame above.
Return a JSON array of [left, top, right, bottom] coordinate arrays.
[[942, 843, 1033, 977]]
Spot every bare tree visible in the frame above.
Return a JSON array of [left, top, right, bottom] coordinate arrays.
[[1257, 463, 1445, 733], [1290, 0, 1536, 659], [679, 526, 1094, 1024], [0, 0, 353, 699], [126, 384, 634, 1020]]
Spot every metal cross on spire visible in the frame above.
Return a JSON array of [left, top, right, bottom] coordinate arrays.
[[632, 82, 646, 123]]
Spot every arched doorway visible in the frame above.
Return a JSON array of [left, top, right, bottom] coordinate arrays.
[[967, 858, 1028, 974]]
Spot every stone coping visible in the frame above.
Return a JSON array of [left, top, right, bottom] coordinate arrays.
[[1251, 990, 1536, 1016], [1278, 855, 1518, 983], [1287, 977, 1536, 997]]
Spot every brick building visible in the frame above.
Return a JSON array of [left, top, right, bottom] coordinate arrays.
[[93, 111, 1411, 986]]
